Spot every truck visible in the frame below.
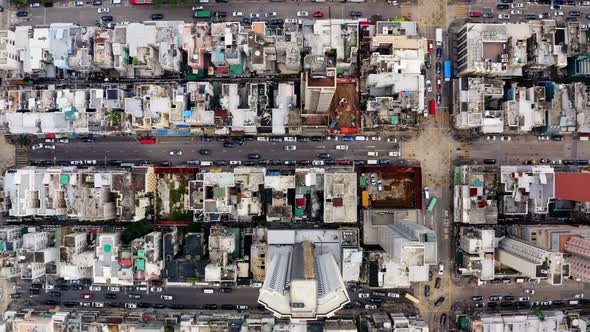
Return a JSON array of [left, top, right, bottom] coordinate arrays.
[[193, 10, 212, 18], [435, 28, 443, 46], [443, 60, 452, 81]]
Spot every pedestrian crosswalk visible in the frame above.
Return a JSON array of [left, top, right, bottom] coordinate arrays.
[[454, 4, 467, 19], [400, 5, 413, 20], [402, 141, 416, 159], [16, 146, 28, 168]]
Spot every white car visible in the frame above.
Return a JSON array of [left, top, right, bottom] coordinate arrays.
[[312, 160, 324, 166], [358, 293, 370, 298], [554, 11, 564, 16], [284, 136, 297, 142], [365, 304, 377, 310], [32, 143, 44, 150], [92, 302, 104, 307], [511, 3, 524, 7], [169, 150, 183, 156], [265, 12, 277, 17], [368, 151, 379, 156], [250, 13, 260, 18], [232, 11, 243, 17], [575, 293, 585, 298], [551, 160, 562, 164], [438, 264, 444, 275], [297, 11, 309, 17], [387, 292, 400, 298], [58, 138, 69, 143], [30, 2, 40, 7], [386, 137, 398, 143], [424, 186, 430, 199], [89, 286, 102, 292], [84, 160, 96, 165], [426, 80, 432, 92], [388, 151, 400, 157], [541, 300, 551, 305], [336, 145, 349, 150], [284, 145, 297, 151], [75, 0, 84, 5], [161, 295, 173, 300], [525, 289, 536, 294], [511, 10, 522, 15], [537, 135, 550, 141], [581, 0, 590, 5], [108, 286, 120, 292], [518, 296, 529, 301], [70, 160, 84, 165], [257, 137, 270, 141], [370, 136, 382, 141], [486, 135, 496, 141], [150, 287, 162, 292], [98, 8, 110, 13], [192, 6, 203, 10], [229, 160, 241, 165], [500, 136, 511, 141], [498, 14, 511, 19]]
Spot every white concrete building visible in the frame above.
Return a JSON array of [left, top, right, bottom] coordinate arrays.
[[258, 240, 349, 321]]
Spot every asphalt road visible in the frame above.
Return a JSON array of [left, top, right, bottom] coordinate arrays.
[[28, 136, 405, 165], [9, 0, 405, 27]]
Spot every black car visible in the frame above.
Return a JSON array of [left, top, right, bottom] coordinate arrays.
[[504, 295, 514, 301], [223, 142, 235, 148], [435, 277, 441, 289], [501, 301, 514, 307], [43, 2, 53, 7], [311, 136, 324, 141], [269, 160, 282, 165], [563, 160, 577, 165], [16, 11, 28, 17], [50, 292, 61, 297], [214, 160, 228, 166], [106, 293, 117, 299], [0, 5, 4, 12], [434, 297, 445, 307], [567, 17, 579, 21], [435, 62, 441, 74], [244, 160, 257, 166], [242, 17, 252, 25], [101, 15, 113, 22], [159, 161, 170, 167], [354, 160, 366, 166], [350, 10, 362, 16], [487, 301, 498, 308], [153, 303, 165, 309], [72, 285, 83, 290], [297, 160, 311, 166], [151, 13, 163, 20], [170, 304, 185, 309], [369, 297, 384, 304], [248, 154, 260, 159], [525, 14, 538, 19], [206, 304, 221, 310], [569, 10, 581, 16], [424, 285, 431, 297], [500, 0, 513, 3], [483, 159, 497, 165], [31, 283, 42, 290], [270, 18, 284, 25], [436, 48, 442, 59], [440, 314, 447, 326], [200, 136, 214, 142], [378, 159, 391, 165], [82, 138, 95, 143], [553, 300, 564, 305], [199, 149, 210, 155], [45, 300, 58, 305], [64, 302, 77, 307], [552, 135, 563, 141], [257, 160, 269, 165], [220, 288, 233, 293], [496, 4, 509, 9], [371, 291, 386, 297], [324, 159, 336, 165], [92, 0, 102, 5], [57, 285, 70, 291], [215, 11, 227, 17], [108, 302, 122, 307], [215, 0, 228, 2], [483, 12, 494, 18], [138, 302, 152, 308], [319, 153, 331, 159], [425, 56, 431, 69]]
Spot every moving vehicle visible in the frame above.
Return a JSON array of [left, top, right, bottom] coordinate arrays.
[[435, 28, 442, 46], [194, 10, 212, 18], [297, 11, 308, 16], [443, 60, 452, 81], [151, 13, 163, 20]]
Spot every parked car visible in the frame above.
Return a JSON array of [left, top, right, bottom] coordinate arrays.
[[150, 13, 163, 20], [312, 11, 324, 17]]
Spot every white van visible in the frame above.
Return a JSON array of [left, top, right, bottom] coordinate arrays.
[[203, 288, 214, 294], [200, 161, 212, 166]]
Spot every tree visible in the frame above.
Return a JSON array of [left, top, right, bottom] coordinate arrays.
[[122, 221, 153, 244]]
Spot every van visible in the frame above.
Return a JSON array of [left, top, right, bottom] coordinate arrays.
[[569, 300, 579, 305], [368, 151, 379, 156], [515, 278, 525, 283], [200, 161, 212, 166], [367, 160, 378, 165], [203, 288, 214, 294]]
